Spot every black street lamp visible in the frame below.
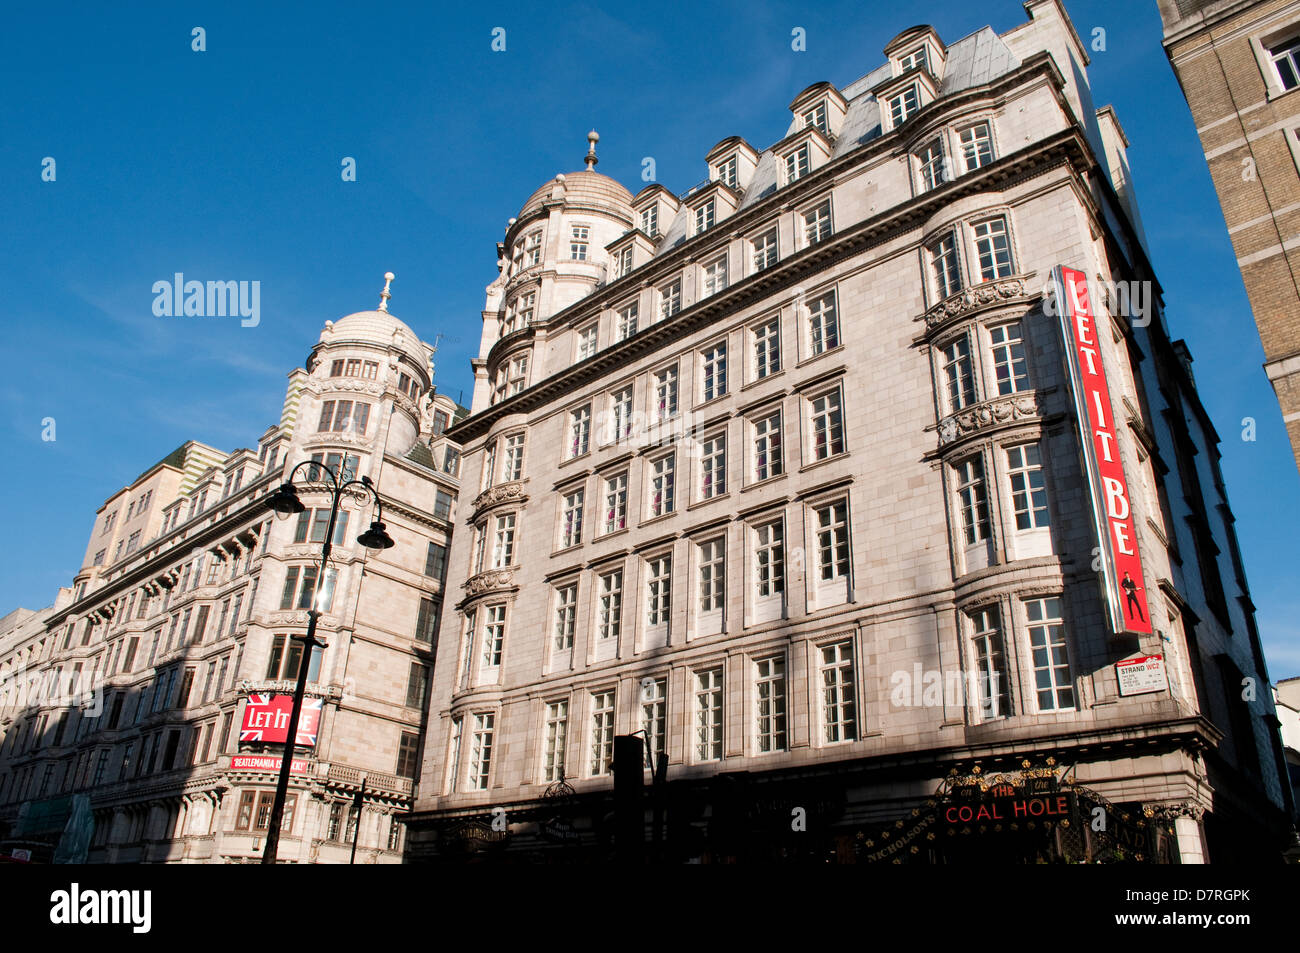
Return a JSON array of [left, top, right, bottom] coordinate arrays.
[[260, 461, 394, 864]]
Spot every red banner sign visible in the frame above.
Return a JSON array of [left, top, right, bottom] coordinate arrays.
[[239, 694, 322, 747], [230, 755, 311, 773], [1053, 266, 1152, 635]]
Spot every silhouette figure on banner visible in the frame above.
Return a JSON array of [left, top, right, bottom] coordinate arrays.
[[1121, 571, 1145, 623]]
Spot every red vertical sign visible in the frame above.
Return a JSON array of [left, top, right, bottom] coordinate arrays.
[[1054, 266, 1152, 635]]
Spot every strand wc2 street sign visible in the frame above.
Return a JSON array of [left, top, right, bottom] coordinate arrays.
[[1051, 265, 1152, 636]]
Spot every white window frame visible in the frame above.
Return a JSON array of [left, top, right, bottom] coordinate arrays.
[[987, 321, 1030, 395], [569, 405, 591, 458], [971, 217, 1014, 281], [941, 334, 977, 411], [480, 605, 506, 676], [653, 364, 679, 422], [806, 290, 839, 356], [958, 122, 994, 172], [753, 518, 786, 604], [577, 323, 599, 361], [898, 45, 929, 73], [491, 514, 516, 568], [503, 432, 525, 481], [751, 226, 779, 273], [553, 583, 577, 651], [784, 144, 810, 184], [658, 278, 682, 321], [614, 244, 634, 279], [616, 302, 639, 341], [916, 138, 948, 191], [640, 204, 659, 238], [818, 640, 857, 744], [802, 101, 828, 134], [598, 569, 623, 643], [701, 341, 728, 402], [570, 224, 590, 261], [715, 155, 738, 188], [468, 712, 494, 790], [693, 199, 716, 235], [809, 386, 845, 461], [954, 455, 990, 546], [646, 554, 673, 629], [968, 606, 1010, 720], [609, 385, 634, 444], [698, 536, 726, 615], [1005, 443, 1051, 531], [752, 410, 784, 482], [648, 452, 676, 518], [929, 230, 962, 300], [590, 690, 616, 776], [753, 316, 781, 379], [888, 84, 920, 127], [1024, 596, 1075, 712], [694, 667, 724, 762], [754, 654, 787, 754], [561, 488, 585, 549], [542, 700, 568, 782], [802, 199, 833, 246], [603, 472, 628, 534], [813, 498, 851, 585], [641, 677, 667, 767], [700, 431, 726, 500], [703, 255, 729, 297]]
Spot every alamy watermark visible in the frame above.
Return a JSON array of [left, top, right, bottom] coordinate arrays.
[[0, 661, 103, 717], [50, 883, 151, 933], [1042, 274, 1154, 328], [591, 407, 719, 460], [889, 663, 1004, 717], [152, 273, 260, 327]]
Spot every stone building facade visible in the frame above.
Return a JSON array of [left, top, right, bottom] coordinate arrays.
[[1159, 0, 1300, 475], [0, 287, 462, 863], [404, 0, 1294, 863]]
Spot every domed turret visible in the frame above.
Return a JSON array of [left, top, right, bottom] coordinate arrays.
[[309, 274, 437, 456]]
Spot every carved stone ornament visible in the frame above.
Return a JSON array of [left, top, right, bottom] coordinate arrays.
[[925, 277, 1027, 330], [938, 392, 1043, 446], [472, 481, 526, 514], [306, 378, 384, 397], [464, 569, 516, 596]]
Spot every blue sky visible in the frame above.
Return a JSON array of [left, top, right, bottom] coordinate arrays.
[[2, 0, 1297, 678]]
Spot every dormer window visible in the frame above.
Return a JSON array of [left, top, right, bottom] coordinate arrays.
[[694, 199, 716, 235], [570, 225, 590, 261], [640, 205, 659, 238], [899, 46, 929, 74], [784, 144, 811, 184], [802, 102, 828, 135], [889, 86, 920, 127], [714, 155, 738, 189], [614, 245, 633, 279]]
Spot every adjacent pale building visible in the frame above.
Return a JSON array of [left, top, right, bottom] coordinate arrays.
[[404, 0, 1294, 863], [0, 284, 463, 863]]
